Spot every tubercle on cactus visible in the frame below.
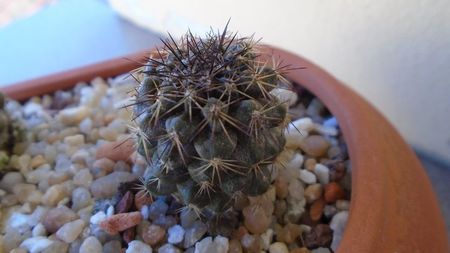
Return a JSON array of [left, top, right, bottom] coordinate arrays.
[[127, 23, 295, 217]]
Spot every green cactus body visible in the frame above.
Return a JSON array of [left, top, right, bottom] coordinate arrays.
[[0, 93, 24, 170], [133, 27, 290, 214]]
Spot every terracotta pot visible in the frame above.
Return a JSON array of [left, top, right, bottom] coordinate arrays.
[[1, 45, 448, 252]]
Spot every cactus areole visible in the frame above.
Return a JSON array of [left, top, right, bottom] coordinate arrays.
[[132, 26, 291, 214]]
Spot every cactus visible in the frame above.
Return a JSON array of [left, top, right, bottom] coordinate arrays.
[[0, 93, 24, 170], [132, 26, 290, 215]]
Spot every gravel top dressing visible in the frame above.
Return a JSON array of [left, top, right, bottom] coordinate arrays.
[[0, 74, 351, 253]]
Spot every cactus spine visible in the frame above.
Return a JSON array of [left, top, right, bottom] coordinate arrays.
[[132, 26, 290, 215]]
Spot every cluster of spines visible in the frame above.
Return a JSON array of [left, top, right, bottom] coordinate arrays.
[[129, 24, 293, 215]]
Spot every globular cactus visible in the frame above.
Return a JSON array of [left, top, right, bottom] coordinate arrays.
[[132, 26, 290, 215], [0, 93, 24, 170]]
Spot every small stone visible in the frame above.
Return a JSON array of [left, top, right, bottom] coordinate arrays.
[[336, 200, 350, 210], [30, 155, 46, 169], [141, 205, 150, 220], [142, 224, 166, 246], [194, 236, 229, 253], [231, 226, 248, 240], [275, 223, 302, 244], [158, 244, 182, 253], [103, 240, 122, 253], [228, 239, 243, 253], [269, 242, 289, 253], [99, 127, 118, 141], [134, 190, 154, 210], [32, 223, 47, 237], [260, 229, 273, 250], [243, 205, 271, 234], [77, 205, 93, 225], [90, 211, 107, 225], [42, 184, 67, 206], [299, 135, 330, 157], [96, 139, 134, 162], [330, 211, 349, 251], [43, 206, 78, 233], [240, 234, 261, 253], [106, 205, 115, 217], [20, 237, 54, 253], [324, 182, 345, 203], [304, 224, 332, 249], [180, 208, 198, 228], [72, 187, 92, 211], [73, 168, 93, 188], [288, 179, 304, 200], [274, 200, 287, 220], [56, 219, 85, 243], [58, 106, 89, 125], [116, 191, 134, 213], [270, 88, 297, 106], [299, 169, 316, 184], [90, 171, 137, 198], [304, 184, 323, 204], [323, 205, 338, 218], [10, 248, 28, 253], [0, 172, 24, 192], [126, 240, 152, 253], [304, 158, 316, 172], [64, 134, 85, 146], [149, 199, 169, 220], [310, 198, 326, 222], [313, 164, 330, 184], [183, 221, 207, 248], [26, 165, 51, 184], [79, 118, 93, 134], [168, 224, 185, 244], [79, 236, 103, 253], [99, 211, 142, 235]]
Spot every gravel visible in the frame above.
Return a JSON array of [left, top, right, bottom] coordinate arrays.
[[0, 75, 352, 252]]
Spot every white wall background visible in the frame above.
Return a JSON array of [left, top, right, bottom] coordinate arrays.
[[109, 0, 450, 164]]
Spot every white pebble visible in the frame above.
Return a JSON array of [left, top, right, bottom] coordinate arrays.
[[313, 164, 330, 184], [56, 219, 85, 243], [288, 179, 304, 200], [213, 235, 229, 253], [314, 123, 338, 136], [79, 118, 93, 134], [73, 168, 93, 188], [58, 106, 89, 125], [269, 242, 289, 253], [260, 229, 274, 250], [270, 88, 297, 106], [330, 211, 349, 251], [20, 236, 54, 253], [158, 243, 182, 253], [32, 223, 47, 237], [106, 205, 114, 217], [71, 187, 92, 211], [126, 240, 152, 253], [90, 211, 106, 225], [312, 248, 331, 253], [141, 205, 150, 220], [168, 225, 185, 244], [63, 134, 85, 146], [299, 169, 317, 184], [194, 236, 230, 253], [0, 172, 24, 192], [79, 236, 103, 253], [285, 153, 304, 172]]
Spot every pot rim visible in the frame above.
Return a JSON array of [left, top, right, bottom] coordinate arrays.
[[1, 45, 448, 252]]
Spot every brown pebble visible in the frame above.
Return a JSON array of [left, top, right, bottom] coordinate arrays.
[[310, 198, 326, 222], [43, 206, 77, 233], [116, 191, 134, 213], [228, 239, 243, 253], [241, 233, 261, 253], [304, 158, 317, 172], [134, 190, 154, 211], [304, 184, 323, 204], [123, 227, 136, 243], [303, 224, 333, 249], [274, 200, 287, 221], [96, 139, 134, 162], [99, 212, 142, 235], [324, 182, 345, 203], [243, 205, 271, 234], [232, 226, 248, 240], [274, 176, 289, 199], [299, 135, 330, 157], [142, 224, 166, 246], [276, 223, 302, 244]]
